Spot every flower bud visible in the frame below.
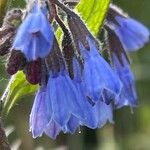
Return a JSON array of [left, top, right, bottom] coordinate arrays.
[[24, 59, 42, 85], [6, 50, 27, 75]]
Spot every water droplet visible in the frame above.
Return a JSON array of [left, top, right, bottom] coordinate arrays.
[[78, 127, 81, 134]]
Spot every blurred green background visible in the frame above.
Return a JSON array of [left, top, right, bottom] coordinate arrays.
[[0, 0, 150, 149]]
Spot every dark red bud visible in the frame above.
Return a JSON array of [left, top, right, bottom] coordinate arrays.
[[24, 59, 42, 85]]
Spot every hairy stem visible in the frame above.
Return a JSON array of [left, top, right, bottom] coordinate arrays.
[[50, 0, 75, 16]]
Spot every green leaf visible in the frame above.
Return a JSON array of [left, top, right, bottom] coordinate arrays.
[[2, 71, 38, 114], [76, 0, 110, 35]]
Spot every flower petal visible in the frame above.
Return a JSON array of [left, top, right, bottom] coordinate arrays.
[[30, 87, 51, 138]]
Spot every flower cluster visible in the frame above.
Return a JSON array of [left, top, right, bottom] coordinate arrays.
[[0, 1, 149, 139]]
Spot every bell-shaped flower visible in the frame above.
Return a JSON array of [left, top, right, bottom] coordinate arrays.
[[107, 4, 150, 52], [47, 70, 94, 127], [67, 12, 122, 104], [112, 54, 138, 108], [12, 2, 54, 61], [114, 16, 150, 51], [107, 26, 138, 108], [79, 37, 122, 103], [30, 84, 80, 139], [72, 58, 114, 128], [29, 86, 52, 138]]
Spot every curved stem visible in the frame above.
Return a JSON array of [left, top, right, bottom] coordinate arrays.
[[55, 14, 68, 33], [49, 1, 70, 33]]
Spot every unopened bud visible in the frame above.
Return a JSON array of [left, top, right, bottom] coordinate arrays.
[[6, 50, 27, 75], [24, 59, 42, 85]]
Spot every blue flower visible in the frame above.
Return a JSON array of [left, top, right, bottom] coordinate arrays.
[[72, 57, 114, 128], [46, 71, 85, 126], [106, 26, 138, 108], [46, 69, 103, 129], [79, 37, 122, 103], [112, 53, 138, 108], [12, 2, 54, 61], [67, 12, 122, 104], [29, 86, 51, 138], [29, 84, 80, 139], [114, 16, 150, 52], [73, 82, 98, 129]]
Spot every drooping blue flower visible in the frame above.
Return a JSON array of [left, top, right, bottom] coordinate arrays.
[[29, 76, 114, 139], [79, 37, 122, 104], [114, 16, 150, 52], [112, 53, 138, 108], [44, 69, 98, 136], [12, 2, 54, 61], [72, 57, 114, 128], [46, 71, 85, 126], [29, 83, 80, 139], [29, 86, 51, 138], [73, 82, 98, 129], [106, 26, 138, 108], [107, 4, 150, 52], [67, 12, 122, 104]]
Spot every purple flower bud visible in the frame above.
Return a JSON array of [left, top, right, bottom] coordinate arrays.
[[24, 59, 42, 85]]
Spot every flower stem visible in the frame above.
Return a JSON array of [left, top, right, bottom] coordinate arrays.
[[50, 0, 75, 16]]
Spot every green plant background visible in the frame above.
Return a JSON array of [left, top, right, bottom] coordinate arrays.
[[0, 0, 150, 149]]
